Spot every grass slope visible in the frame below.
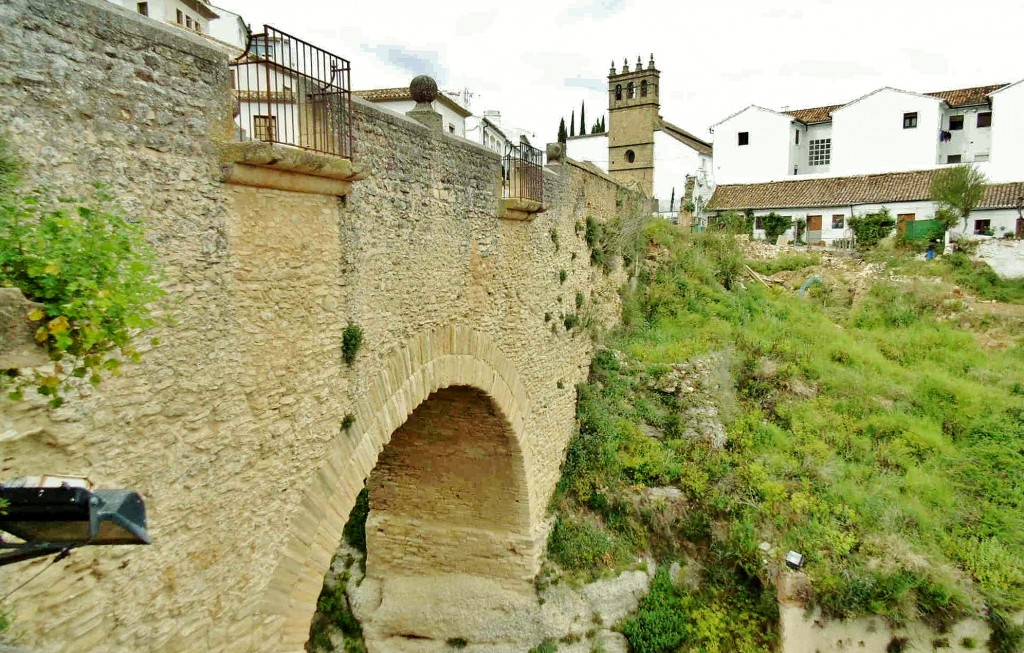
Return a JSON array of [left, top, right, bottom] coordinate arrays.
[[550, 224, 1024, 652]]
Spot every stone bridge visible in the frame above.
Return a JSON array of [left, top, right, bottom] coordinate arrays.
[[0, 1, 640, 651]]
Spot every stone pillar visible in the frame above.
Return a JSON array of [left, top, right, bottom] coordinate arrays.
[[405, 75, 443, 133]]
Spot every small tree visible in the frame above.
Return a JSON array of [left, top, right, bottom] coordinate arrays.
[[570, 110, 575, 138], [848, 209, 896, 249], [761, 212, 793, 243], [931, 164, 987, 231], [580, 101, 586, 137], [558, 118, 568, 144]]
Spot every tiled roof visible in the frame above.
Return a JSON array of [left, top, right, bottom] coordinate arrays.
[[707, 170, 1024, 211], [353, 87, 473, 117], [926, 84, 1008, 107], [980, 182, 1024, 209], [659, 119, 712, 154], [781, 84, 1009, 124], [784, 104, 843, 124]]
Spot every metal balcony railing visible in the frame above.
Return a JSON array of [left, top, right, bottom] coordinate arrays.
[[229, 26, 353, 159], [502, 142, 543, 203]]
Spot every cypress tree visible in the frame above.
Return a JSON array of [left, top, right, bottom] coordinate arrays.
[[570, 110, 575, 138], [580, 101, 586, 137], [558, 117, 567, 144]]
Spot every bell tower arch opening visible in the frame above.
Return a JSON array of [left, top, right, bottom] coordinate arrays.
[[607, 53, 660, 198]]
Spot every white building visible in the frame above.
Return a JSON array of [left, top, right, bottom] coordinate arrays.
[[707, 79, 1024, 243], [711, 82, 1021, 185], [707, 170, 1023, 244], [207, 4, 247, 49], [354, 88, 472, 138], [110, 0, 219, 34], [566, 56, 713, 218]]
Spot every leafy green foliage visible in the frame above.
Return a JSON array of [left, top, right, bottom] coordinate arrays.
[[342, 322, 363, 366], [747, 253, 821, 276], [707, 210, 753, 235], [849, 209, 896, 249], [552, 226, 1024, 642], [559, 269, 568, 284], [760, 212, 792, 243], [527, 639, 558, 653], [942, 252, 1024, 303], [550, 227, 560, 252], [342, 487, 369, 555], [0, 142, 164, 406], [931, 164, 988, 230], [547, 514, 633, 579]]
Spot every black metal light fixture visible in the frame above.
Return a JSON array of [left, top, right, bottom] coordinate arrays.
[[0, 478, 150, 566]]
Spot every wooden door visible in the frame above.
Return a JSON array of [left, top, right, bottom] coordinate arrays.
[[897, 213, 915, 235], [807, 215, 822, 231]]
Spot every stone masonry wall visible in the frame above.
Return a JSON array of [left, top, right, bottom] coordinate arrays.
[[0, 1, 632, 652]]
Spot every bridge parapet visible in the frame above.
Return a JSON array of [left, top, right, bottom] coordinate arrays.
[[0, 1, 642, 650]]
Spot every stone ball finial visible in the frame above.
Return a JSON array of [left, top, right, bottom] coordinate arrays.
[[409, 75, 438, 104], [546, 142, 565, 163]]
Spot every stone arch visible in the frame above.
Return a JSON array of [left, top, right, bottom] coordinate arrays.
[[259, 324, 535, 652], [615, 83, 622, 100]]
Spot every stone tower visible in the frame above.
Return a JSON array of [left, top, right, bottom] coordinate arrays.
[[607, 54, 659, 197]]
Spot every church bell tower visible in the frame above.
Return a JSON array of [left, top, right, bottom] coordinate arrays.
[[607, 54, 659, 198]]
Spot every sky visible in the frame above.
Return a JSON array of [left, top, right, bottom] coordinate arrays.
[[214, 0, 1024, 146]]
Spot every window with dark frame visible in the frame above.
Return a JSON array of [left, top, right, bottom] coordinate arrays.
[[641, 80, 648, 97], [974, 218, 991, 235], [176, 9, 184, 24], [615, 84, 622, 101], [795, 130, 800, 145], [947, 154, 962, 164], [832, 214, 844, 229], [808, 138, 831, 166], [977, 112, 992, 128], [137, 2, 148, 15], [949, 115, 964, 130], [738, 131, 749, 146], [903, 112, 918, 129], [755, 215, 763, 230], [253, 115, 277, 142]]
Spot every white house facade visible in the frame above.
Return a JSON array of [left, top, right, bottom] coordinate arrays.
[[110, 0, 219, 34], [711, 81, 1022, 185], [354, 88, 471, 138]]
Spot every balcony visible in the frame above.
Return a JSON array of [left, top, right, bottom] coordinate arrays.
[[499, 142, 544, 221], [229, 26, 353, 160]]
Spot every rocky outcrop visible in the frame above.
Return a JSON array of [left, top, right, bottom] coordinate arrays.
[[0, 287, 48, 370]]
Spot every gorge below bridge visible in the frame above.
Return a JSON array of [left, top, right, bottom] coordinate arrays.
[[0, 0, 642, 651]]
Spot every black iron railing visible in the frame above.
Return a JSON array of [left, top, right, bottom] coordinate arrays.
[[502, 142, 543, 203], [229, 26, 353, 159]]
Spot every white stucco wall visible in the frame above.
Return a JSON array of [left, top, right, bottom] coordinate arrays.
[[989, 80, 1024, 183], [938, 105, 994, 165], [831, 89, 942, 176], [208, 5, 247, 48], [712, 107, 794, 184], [566, 134, 609, 171], [976, 238, 1024, 278], [653, 130, 702, 212], [366, 99, 466, 137]]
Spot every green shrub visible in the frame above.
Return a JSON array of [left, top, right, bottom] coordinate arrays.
[[342, 487, 369, 554], [0, 145, 165, 406], [550, 228, 560, 251], [747, 253, 821, 276], [622, 569, 689, 653], [446, 638, 468, 649], [528, 639, 557, 653], [547, 515, 632, 577], [342, 322, 363, 366], [760, 212, 793, 243], [849, 209, 896, 249], [559, 269, 568, 284]]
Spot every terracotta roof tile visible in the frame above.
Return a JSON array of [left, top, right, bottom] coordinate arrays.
[[980, 182, 1024, 209], [353, 87, 473, 117], [707, 170, 1024, 211], [784, 104, 843, 124], [926, 84, 1008, 107]]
